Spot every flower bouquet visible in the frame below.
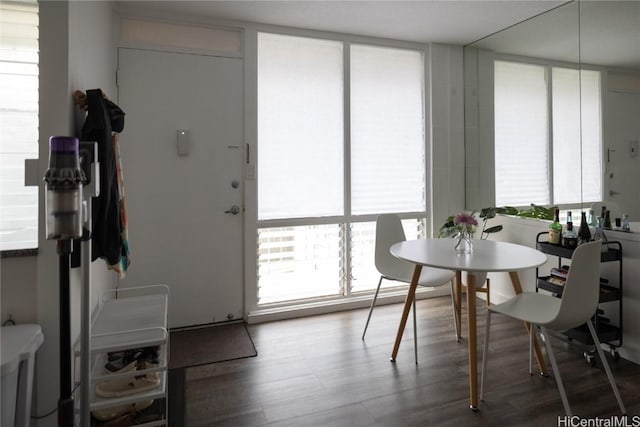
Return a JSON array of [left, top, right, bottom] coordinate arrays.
[[440, 212, 477, 254]]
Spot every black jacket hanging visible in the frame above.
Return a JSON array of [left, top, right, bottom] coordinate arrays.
[[80, 89, 125, 266]]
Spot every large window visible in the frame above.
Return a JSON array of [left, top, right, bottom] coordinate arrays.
[[494, 60, 602, 207], [257, 33, 426, 305], [0, 0, 39, 251]]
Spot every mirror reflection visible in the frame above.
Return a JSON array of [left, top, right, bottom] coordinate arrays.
[[464, 1, 640, 224]]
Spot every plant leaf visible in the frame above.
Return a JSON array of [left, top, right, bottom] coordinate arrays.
[[484, 225, 503, 234], [480, 207, 497, 219]]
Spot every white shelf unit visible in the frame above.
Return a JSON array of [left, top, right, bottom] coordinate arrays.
[[87, 284, 169, 426]]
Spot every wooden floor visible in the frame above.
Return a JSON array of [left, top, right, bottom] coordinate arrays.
[[183, 296, 640, 426]]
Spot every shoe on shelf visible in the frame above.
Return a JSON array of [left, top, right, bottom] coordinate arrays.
[[96, 361, 161, 398], [91, 399, 154, 422], [105, 346, 160, 373]]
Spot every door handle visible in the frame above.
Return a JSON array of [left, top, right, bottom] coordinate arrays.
[[225, 205, 241, 215]]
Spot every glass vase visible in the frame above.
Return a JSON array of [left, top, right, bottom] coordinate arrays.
[[454, 230, 473, 255]]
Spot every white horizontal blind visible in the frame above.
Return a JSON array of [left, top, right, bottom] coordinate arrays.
[[0, 0, 38, 250], [350, 45, 425, 215], [552, 67, 583, 204], [578, 69, 603, 203], [552, 68, 602, 204], [257, 33, 344, 220], [494, 61, 549, 206]]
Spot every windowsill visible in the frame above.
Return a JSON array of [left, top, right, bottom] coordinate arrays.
[[1, 248, 38, 259], [247, 286, 451, 324]]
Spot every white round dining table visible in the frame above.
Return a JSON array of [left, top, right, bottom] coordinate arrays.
[[389, 239, 548, 410]]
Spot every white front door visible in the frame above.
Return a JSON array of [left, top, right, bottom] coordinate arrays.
[[117, 48, 244, 328]]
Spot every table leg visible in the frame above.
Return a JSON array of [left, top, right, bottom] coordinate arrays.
[[391, 264, 422, 362], [508, 271, 547, 375], [466, 272, 478, 410], [455, 271, 462, 339]]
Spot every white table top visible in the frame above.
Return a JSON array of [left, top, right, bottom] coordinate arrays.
[[390, 239, 547, 273]]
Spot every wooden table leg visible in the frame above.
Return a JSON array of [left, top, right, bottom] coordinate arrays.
[[455, 271, 462, 339], [508, 271, 547, 375], [391, 265, 422, 362], [466, 272, 478, 410]]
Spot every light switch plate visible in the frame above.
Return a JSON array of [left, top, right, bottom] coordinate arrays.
[[177, 130, 189, 156]]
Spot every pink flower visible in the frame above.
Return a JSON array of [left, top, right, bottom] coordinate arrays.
[[454, 213, 478, 227]]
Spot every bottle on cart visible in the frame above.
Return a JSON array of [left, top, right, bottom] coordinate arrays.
[[578, 212, 592, 244], [622, 214, 630, 231], [549, 208, 562, 245], [604, 210, 612, 229], [562, 211, 578, 249]]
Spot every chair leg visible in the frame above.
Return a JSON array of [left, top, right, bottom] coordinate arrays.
[[485, 278, 490, 306], [540, 326, 572, 415], [413, 297, 418, 364], [449, 280, 460, 342], [529, 323, 534, 375], [480, 310, 492, 401], [362, 276, 384, 340], [587, 320, 626, 414]]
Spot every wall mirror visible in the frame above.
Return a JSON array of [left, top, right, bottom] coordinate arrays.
[[464, 0, 640, 224]]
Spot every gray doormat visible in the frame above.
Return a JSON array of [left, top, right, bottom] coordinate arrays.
[[169, 322, 257, 370]]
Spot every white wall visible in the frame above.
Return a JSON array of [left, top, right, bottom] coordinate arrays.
[[1, 256, 38, 324], [36, 2, 118, 425], [603, 70, 640, 220], [429, 44, 466, 233]]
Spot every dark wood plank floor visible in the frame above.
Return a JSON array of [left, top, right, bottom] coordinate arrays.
[[183, 296, 640, 426]]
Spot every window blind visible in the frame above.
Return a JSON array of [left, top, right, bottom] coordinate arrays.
[[552, 68, 603, 204], [494, 61, 550, 206], [578, 69, 603, 204], [350, 44, 425, 215], [257, 33, 344, 220], [552, 67, 583, 204], [0, 0, 39, 251]]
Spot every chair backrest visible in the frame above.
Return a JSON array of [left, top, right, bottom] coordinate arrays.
[[375, 214, 412, 282], [548, 240, 603, 331]]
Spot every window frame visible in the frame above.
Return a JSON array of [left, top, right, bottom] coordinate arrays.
[[493, 55, 604, 209], [0, 0, 39, 254], [255, 31, 429, 308]]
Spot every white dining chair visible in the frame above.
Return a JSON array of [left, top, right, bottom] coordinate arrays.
[[480, 240, 626, 415], [362, 214, 458, 363]]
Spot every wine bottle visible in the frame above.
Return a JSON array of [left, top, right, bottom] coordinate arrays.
[[604, 210, 612, 229], [562, 211, 577, 248], [578, 212, 592, 244], [549, 208, 562, 245]]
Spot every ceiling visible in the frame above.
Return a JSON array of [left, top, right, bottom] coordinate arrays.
[[470, 0, 640, 69], [116, 0, 568, 46]]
